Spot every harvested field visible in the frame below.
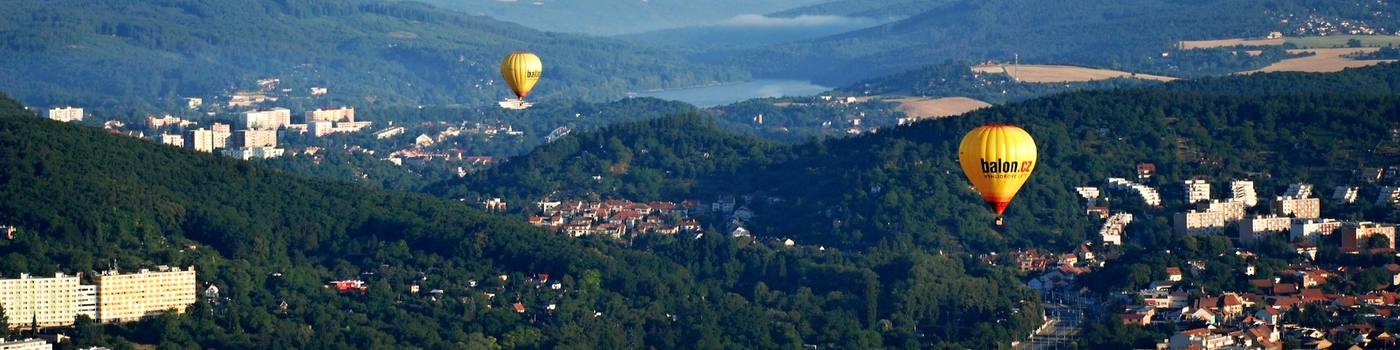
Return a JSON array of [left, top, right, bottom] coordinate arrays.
[[1244, 47, 1396, 73], [1178, 37, 1284, 49], [890, 97, 991, 119], [972, 64, 1177, 83]]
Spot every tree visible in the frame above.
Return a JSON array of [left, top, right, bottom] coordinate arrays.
[[0, 303, 8, 340]]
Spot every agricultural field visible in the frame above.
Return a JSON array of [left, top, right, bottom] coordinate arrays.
[[971, 64, 1177, 83], [1178, 37, 1285, 49], [1244, 47, 1396, 73], [890, 97, 991, 119], [1286, 35, 1400, 48]]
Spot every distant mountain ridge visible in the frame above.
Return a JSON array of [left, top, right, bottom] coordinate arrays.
[[0, 0, 747, 112]]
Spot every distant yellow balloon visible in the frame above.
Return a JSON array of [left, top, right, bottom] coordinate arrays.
[[500, 51, 542, 99], [958, 124, 1038, 223]]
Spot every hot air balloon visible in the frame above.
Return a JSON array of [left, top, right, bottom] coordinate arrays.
[[499, 51, 542, 109], [958, 124, 1038, 226]]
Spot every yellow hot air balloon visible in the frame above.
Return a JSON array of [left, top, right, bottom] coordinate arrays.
[[500, 51, 543, 100], [958, 124, 1038, 226]]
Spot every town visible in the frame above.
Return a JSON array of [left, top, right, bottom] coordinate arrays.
[[1002, 162, 1400, 349]]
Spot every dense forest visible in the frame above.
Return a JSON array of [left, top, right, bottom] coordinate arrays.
[[436, 63, 1400, 253], [0, 0, 748, 113], [0, 94, 1042, 349]]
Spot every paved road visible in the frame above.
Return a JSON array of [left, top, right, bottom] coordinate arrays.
[[1020, 288, 1086, 350]]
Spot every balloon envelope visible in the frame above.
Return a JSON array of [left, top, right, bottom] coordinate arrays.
[[958, 124, 1038, 216], [500, 51, 542, 99]]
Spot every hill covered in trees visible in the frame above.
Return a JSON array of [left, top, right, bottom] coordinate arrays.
[[0, 93, 1044, 348], [436, 63, 1400, 253], [0, 0, 747, 113]]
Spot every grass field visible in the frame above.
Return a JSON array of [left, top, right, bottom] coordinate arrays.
[[889, 97, 991, 119], [1286, 35, 1400, 49], [1245, 47, 1396, 73], [972, 64, 1177, 83], [1179, 37, 1285, 49]]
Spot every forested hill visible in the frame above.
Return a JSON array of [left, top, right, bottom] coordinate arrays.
[[723, 0, 1399, 85], [0, 0, 746, 112], [0, 94, 1044, 348], [437, 63, 1400, 253]]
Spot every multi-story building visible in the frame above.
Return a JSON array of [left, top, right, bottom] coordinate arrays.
[[0, 338, 53, 350], [221, 147, 284, 160], [1107, 178, 1162, 206], [374, 126, 406, 140], [186, 129, 214, 153], [1230, 180, 1257, 207], [211, 122, 232, 149], [1201, 200, 1246, 222], [1271, 196, 1320, 219], [46, 107, 83, 123], [1100, 213, 1133, 245], [159, 134, 184, 147], [1184, 179, 1211, 204], [241, 108, 291, 130], [1136, 163, 1156, 180], [1291, 219, 1344, 243], [1341, 222, 1397, 252], [1284, 183, 1313, 199], [1333, 186, 1359, 204], [305, 107, 355, 123], [1239, 215, 1293, 245], [76, 285, 97, 320], [238, 130, 277, 148], [0, 273, 81, 329], [1378, 186, 1400, 206], [1174, 210, 1226, 235], [95, 266, 197, 324]]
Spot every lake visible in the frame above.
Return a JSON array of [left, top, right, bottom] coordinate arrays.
[[634, 79, 832, 108]]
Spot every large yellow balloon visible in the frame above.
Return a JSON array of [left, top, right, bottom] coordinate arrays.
[[958, 124, 1038, 222], [500, 51, 542, 99]]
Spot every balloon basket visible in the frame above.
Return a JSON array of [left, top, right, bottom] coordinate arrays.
[[498, 99, 533, 110]]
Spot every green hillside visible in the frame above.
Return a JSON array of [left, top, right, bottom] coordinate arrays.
[[437, 63, 1400, 252], [0, 93, 1042, 348], [0, 0, 747, 113]]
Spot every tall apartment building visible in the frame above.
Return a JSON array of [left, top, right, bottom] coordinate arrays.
[[1271, 196, 1320, 219], [76, 285, 97, 320], [241, 108, 291, 130], [1174, 210, 1226, 235], [0, 273, 81, 329], [306, 107, 355, 123], [1201, 200, 1246, 223], [1291, 219, 1344, 243], [186, 129, 214, 153], [1239, 215, 1293, 245], [1100, 213, 1133, 246], [159, 134, 184, 147], [1230, 180, 1258, 207], [211, 122, 232, 149], [1378, 186, 1400, 206], [237, 130, 277, 148], [1341, 222, 1397, 252], [1184, 180, 1211, 204], [95, 266, 197, 324], [46, 107, 83, 123]]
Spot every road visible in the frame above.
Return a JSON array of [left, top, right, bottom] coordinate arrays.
[[1019, 286, 1086, 350]]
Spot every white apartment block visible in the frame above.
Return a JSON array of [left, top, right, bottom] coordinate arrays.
[[1107, 178, 1162, 206], [1378, 186, 1400, 206], [1184, 180, 1211, 204], [1272, 196, 1320, 219], [374, 126, 406, 140], [306, 107, 355, 123], [1230, 180, 1257, 207], [0, 338, 52, 350], [159, 134, 184, 147], [0, 273, 81, 329], [1291, 219, 1344, 243], [95, 266, 197, 324], [46, 107, 83, 123], [1333, 186, 1359, 204], [1284, 183, 1313, 199], [1174, 210, 1226, 235], [1100, 213, 1133, 246], [76, 285, 97, 320], [1239, 215, 1293, 245], [187, 129, 214, 153], [221, 147, 284, 160], [241, 108, 291, 130], [1202, 200, 1246, 223], [238, 130, 277, 148]]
